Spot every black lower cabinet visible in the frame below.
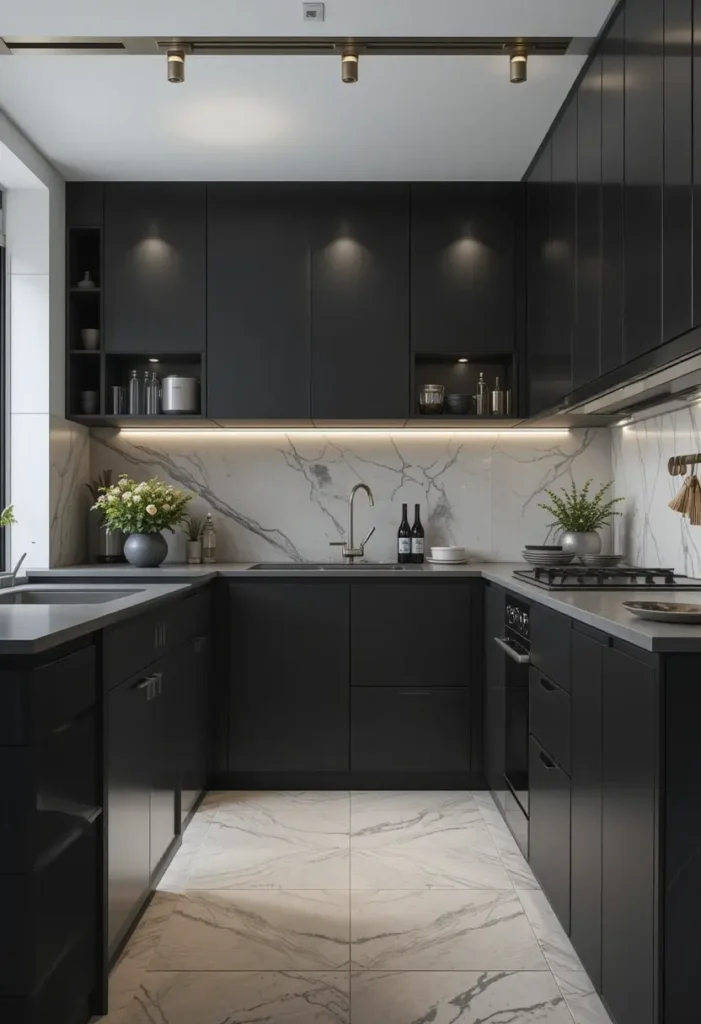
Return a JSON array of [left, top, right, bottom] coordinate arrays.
[[178, 635, 210, 824], [528, 736, 571, 932], [351, 687, 470, 774], [601, 646, 657, 1024], [483, 584, 506, 795], [570, 628, 605, 991], [227, 583, 350, 776], [149, 660, 178, 875]]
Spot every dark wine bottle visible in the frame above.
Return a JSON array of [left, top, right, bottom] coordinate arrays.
[[411, 504, 425, 563], [397, 503, 411, 564]]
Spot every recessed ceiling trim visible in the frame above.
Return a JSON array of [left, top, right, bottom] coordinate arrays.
[[0, 35, 576, 58]]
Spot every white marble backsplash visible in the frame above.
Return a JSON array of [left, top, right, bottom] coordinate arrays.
[[612, 404, 701, 576], [89, 428, 612, 564], [50, 417, 91, 567]]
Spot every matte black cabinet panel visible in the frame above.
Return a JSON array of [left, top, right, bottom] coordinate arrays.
[[310, 184, 410, 420], [573, 57, 602, 391], [104, 183, 206, 354], [179, 635, 210, 824], [528, 735, 571, 932], [530, 604, 571, 691], [207, 184, 311, 420], [483, 584, 506, 794], [623, 0, 663, 361], [600, 5, 625, 375], [601, 646, 656, 1024], [411, 184, 520, 355], [526, 144, 555, 415], [548, 100, 577, 402], [228, 583, 349, 772], [570, 628, 605, 992], [107, 668, 151, 952], [66, 182, 104, 227], [351, 687, 470, 773], [529, 667, 571, 775], [350, 582, 471, 687], [149, 660, 177, 875], [664, 0, 693, 343], [693, 0, 701, 326]]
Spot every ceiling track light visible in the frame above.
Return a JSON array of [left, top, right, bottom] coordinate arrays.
[[166, 46, 188, 83], [509, 49, 528, 84], [341, 47, 359, 83]]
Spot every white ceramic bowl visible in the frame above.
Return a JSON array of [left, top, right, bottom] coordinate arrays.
[[430, 546, 467, 562], [80, 328, 100, 350]]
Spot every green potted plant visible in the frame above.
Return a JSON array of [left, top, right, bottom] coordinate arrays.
[[0, 505, 16, 529], [92, 475, 192, 568], [539, 479, 624, 558], [183, 515, 205, 564]]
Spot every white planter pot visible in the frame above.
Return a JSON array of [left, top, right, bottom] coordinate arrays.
[[186, 539, 202, 564]]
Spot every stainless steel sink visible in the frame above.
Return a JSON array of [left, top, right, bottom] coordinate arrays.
[[248, 562, 418, 571], [0, 588, 143, 605]]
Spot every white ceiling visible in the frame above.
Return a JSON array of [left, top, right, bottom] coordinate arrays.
[[0, 0, 616, 182]]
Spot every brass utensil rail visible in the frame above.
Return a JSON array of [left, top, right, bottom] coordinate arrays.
[[668, 454, 701, 475]]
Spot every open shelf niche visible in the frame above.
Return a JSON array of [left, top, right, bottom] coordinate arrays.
[[413, 352, 517, 420]]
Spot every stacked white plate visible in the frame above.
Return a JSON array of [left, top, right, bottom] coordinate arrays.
[[580, 554, 624, 567], [428, 546, 468, 565], [522, 547, 575, 567]]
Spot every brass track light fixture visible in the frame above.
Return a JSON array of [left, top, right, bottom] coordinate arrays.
[[341, 47, 359, 83], [508, 45, 528, 84], [166, 46, 188, 83]]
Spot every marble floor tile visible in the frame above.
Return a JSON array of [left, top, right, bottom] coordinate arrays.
[[149, 890, 350, 970], [517, 889, 584, 976], [350, 890, 549, 971], [473, 790, 505, 829], [122, 970, 350, 1024], [187, 819, 350, 889], [350, 970, 574, 1024], [487, 823, 539, 889], [108, 893, 176, 1015], [350, 790, 482, 842], [212, 790, 351, 837], [557, 972, 614, 1024]]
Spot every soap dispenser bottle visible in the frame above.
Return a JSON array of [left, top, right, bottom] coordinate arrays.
[[201, 513, 217, 564]]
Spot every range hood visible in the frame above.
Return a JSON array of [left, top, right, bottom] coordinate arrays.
[[560, 350, 701, 422]]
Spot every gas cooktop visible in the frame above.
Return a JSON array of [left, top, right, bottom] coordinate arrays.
[[513, 565, 701, 591]]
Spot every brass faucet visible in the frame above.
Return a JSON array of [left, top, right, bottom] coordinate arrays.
[[330, 483, 376, 563]]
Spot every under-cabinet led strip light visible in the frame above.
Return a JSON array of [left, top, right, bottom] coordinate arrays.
[[117, 429, 571, 438]]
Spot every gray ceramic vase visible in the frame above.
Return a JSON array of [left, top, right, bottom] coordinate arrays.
[[560, 530, 602, 558], [123, 531, 168, 568]]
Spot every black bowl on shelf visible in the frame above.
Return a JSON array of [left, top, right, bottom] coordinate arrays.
[[444, 393, 473, 415]]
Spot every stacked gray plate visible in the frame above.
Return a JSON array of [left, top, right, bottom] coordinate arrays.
[[522, 550, 575, 567], [580, 554, 624, 567]]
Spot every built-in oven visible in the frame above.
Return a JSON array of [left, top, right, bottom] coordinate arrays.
[[492, 597, 530, 854]]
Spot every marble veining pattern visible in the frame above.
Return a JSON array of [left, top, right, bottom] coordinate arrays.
[[109, 790, 612, 1024], [90, 428, 611, 563], [49, 416, 90, 566], [612, 407, 701, 576]]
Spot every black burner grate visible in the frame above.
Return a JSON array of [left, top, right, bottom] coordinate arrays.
[[511, 565, 701, 590]]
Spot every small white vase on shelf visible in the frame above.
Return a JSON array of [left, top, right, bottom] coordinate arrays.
[[186, 539, 202, 564]]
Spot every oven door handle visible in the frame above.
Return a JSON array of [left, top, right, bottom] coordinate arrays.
[[493, 636, 530, 665]]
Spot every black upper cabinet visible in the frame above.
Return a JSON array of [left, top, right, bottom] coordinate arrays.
[[66, 183, 104, 227], [104, 183, 206, 354], [549, 100, 577, 402], [692, 0, 701, 326], [601, 646, 657, 1024], [573, 57, 602, 391], [601, 6, 625, 376], [227, 582, 350, 773], [527, 143, 555, 416], [310, 184, 410, 420], [664, 0, 693, 343], [207, 184, 311, 420], [624, 0, 663, 361], [411, 184, 520, 356], [570, 628, 605, 992]]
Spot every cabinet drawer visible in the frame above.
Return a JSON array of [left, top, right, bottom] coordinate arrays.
[[171, 588, 211, 644], [103, 608, 169, 689], [351, 687, 470, 773], [529, 736, 571, 933], [529, 667, 571, 775], [530, 604, 571, 691]]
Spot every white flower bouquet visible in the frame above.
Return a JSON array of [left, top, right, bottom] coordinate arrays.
[[91, 474, 192, 535]]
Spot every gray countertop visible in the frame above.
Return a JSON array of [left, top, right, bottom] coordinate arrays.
[[23, 562, 701, 654]]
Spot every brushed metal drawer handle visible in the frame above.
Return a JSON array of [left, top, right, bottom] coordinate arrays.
[[399, 690, 433, 696], [538, 750, 557, 770], [539, 677, 557, 692], [494, 636, 530, 664]]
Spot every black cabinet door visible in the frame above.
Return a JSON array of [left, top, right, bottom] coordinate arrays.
[[228, 583, 349, 772], [624, 0, 663, 361], [104, 183, 206, 353], [570, 628, 605, 992], [601, 646, 657, 1024], [411, 184, 519, 355], [310, 184, 410, 420], [664, 0, 693, 343], [150, 660, 177, 875], [601, 5, 625, 375], [530, 604, 571, 692], [573, 57, 602, 391], [350, 582, 471, 687], [527, 143, 556, 415], [106, 670, 151, 953], [694, 0, 701, 325], [207, 184, 311, 420], [351, 687, 471, 773], [179, 635, 210, 824], [528, 736, 571, 932], [549, 100, 577, 401], [483, 584, 506, 794]]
